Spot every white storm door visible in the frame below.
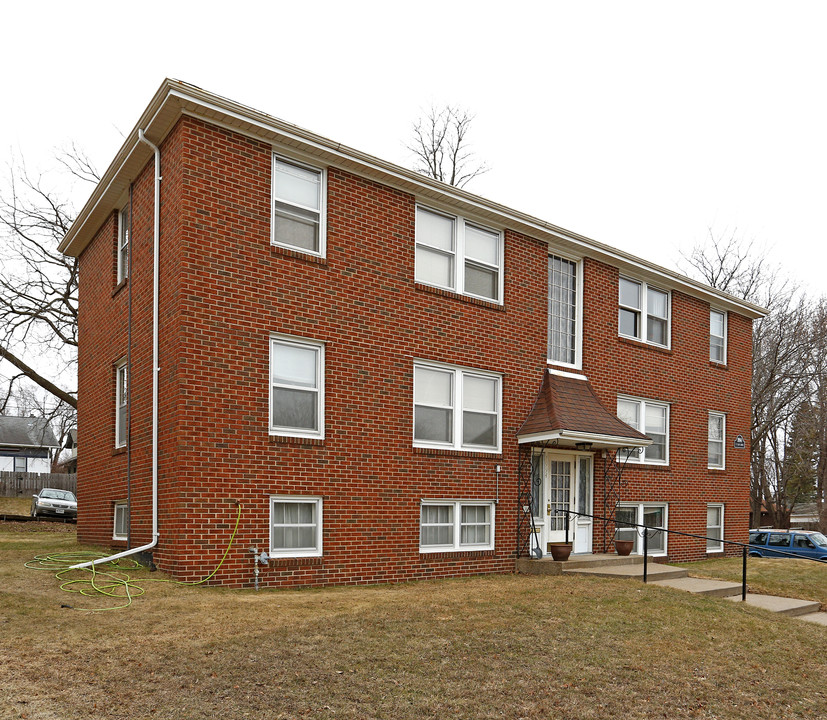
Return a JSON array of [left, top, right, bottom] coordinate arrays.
[[546, 457, 573, 543], [573, 456, 593, 554]]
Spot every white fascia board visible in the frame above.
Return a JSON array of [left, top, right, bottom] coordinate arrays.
[[517, 430, 652, 449], [60, 79, 766, 320]]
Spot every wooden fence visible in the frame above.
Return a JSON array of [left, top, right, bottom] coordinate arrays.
[[0, 471, 77, 497]]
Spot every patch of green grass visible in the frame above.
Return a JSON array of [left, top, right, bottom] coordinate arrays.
[[0, 496, 32, 516], [680, 557, 827, 608], [1, 526, 826, 719]]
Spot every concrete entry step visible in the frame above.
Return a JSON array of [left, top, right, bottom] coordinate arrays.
[[516, 553, 643, 576], [649, 576, 743, 597], [564, 562, 687, 581], [724, 593, 822, 617], [797, 612, 827, 626]]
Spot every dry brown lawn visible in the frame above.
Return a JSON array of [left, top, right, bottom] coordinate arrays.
[[1, 524, 826, 720], [0, 497, 32, 516]]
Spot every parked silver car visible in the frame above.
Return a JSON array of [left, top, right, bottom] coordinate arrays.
[[31, 488, 77, 520]]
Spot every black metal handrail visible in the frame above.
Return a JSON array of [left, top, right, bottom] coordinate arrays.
[[556, 509, 826, 602]]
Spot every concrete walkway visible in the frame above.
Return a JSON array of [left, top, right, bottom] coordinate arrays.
[[518, 554, 827, 624]]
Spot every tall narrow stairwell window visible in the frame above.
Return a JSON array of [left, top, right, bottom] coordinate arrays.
[[548, 255, 579, 366]]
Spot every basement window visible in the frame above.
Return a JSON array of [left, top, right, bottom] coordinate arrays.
[[270, 496, 323, 558], [419, 500, 495, 552], [113, 502, 128, 540]]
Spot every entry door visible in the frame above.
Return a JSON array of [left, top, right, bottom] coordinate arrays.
[[546, 457, 573, 544], [544, 454, 593, 553]]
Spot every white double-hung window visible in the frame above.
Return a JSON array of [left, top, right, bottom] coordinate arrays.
[[113, 502, 128, 540], [272, 155, 325, 256], [117, 206, 130, 284], [420, 500, 495, 552], [618, 277, 670, 347], [708, 411, 726, 469], [710, 310, 727, 363], [115, 359, 128, 448], [270, 496, 323, 558], [413, 362, 501, 452], [706, 504, 724, 551], [269, 336, 324, 438], [415, 206, 502, 303], [617, 396, 669, 464]]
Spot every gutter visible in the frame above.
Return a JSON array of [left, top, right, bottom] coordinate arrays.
[[71, 130, 161, 569]]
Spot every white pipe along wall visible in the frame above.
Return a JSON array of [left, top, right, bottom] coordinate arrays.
[[71, 129, 161, 570]]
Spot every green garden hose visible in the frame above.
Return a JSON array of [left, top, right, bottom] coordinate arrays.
[[25, 503, 242, 611]]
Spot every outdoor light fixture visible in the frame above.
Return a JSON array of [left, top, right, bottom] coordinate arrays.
[[574, 442, 593, 451]]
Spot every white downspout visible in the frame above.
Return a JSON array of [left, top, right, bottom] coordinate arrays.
[[72, 129, 161, 569]]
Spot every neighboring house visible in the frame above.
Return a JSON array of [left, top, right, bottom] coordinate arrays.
[[790, 502, 820, 531], [58, 429, 78, 474], [58, 79, 765, 588], [0, 416, 60, 474]]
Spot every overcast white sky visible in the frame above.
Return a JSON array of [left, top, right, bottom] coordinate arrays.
[[3, 0, 826, 296]]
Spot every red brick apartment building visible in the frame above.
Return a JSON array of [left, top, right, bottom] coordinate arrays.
[[59, 79, 764, 588]]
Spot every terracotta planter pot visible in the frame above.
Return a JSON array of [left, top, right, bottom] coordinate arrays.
[[614, 539, 634, 556], [548, 542, 573, 562]]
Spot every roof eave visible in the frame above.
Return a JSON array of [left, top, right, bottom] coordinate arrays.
[[59, 79, 767, 319], [517, 429, 653, 449]]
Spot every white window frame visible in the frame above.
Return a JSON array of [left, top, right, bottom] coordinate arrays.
[[113, 502, 128, 541], [415, 206, 504, 304], [618, 276, 671, 348], [708, 411, 726, 470], [13, 456, 26, 473], [617, 395, 670, 465], [413, 361, 502, 453], [710, 309, 727, 364], [115, 359, 128, 448], [269, 335, 325, 439], [706, 503, 724, 552], [271, 154, 327, 257], [614, 503, 669, 556], [419, 499, 495, 553], [547, 254, 583, 368], [117, 206, 129, 284], [269, 496, 323, 558]]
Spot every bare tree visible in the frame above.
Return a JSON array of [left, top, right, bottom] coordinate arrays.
[[680, 228, 767, 304], [408, 105, 488, 188], [0, 149, 98, 411]]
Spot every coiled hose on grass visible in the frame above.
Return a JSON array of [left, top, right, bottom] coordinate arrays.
[[25, 503, 242, 611]]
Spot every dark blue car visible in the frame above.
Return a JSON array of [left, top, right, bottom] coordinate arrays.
[[748, 530, 827, 560]]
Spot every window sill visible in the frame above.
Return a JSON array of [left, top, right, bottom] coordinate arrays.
[[708, 466, 727, 473], [270, 243, 328, 265], [414, 282, 504, 311], [269, 434, 324, 447], [267, 556, 324, 567], [112, 279, 128, 297], [709, 360, 728, 370], [112, 446, 127, 456], [617, 336, 672, 355], [413, 446, 501, 459], [620, 461, 671, 471], [419, 549, 496, 559]]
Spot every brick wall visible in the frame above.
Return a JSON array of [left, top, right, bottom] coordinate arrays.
[[76, 115, 753, 587]]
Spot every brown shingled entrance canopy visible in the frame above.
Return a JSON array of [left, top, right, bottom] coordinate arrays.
[[517, 370, 651, 449]]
